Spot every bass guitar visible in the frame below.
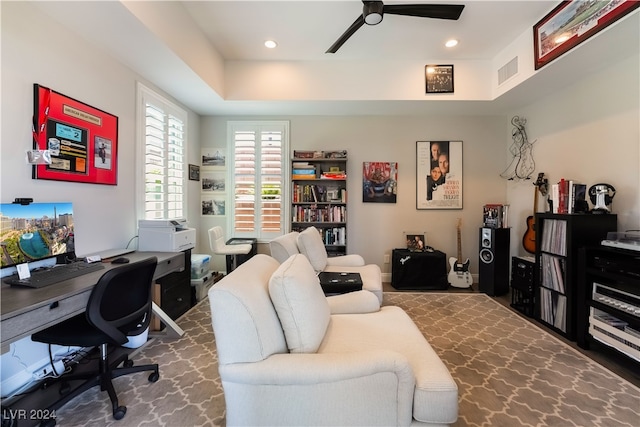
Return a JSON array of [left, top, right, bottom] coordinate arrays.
[[522, 172, 548, 254], [448, 218, 472, 288]]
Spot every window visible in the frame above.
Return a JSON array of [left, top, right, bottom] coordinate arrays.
[[228, 121, 289, 240], [137, 84, 187, 220]]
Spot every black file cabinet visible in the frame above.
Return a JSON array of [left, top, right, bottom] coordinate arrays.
[[391, 249, 448, 290], [156, 249, 192, 323]]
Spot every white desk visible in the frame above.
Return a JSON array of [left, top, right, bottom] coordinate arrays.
[[1, 251, 185, 354]]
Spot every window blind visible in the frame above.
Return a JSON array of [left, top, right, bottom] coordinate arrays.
[[229, 122, 289, 239], [139, 84, 187, 220]]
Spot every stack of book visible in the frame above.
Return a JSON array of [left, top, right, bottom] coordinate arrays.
[[551, 179, 587, 213], [482, 204, 509, 228], [292, 162, 316, 180]]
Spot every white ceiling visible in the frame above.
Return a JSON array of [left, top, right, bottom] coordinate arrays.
[[182, 1, 553, 62], [32, 1, 639, 116]]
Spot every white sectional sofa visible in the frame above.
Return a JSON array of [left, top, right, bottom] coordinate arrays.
[[209, 253, 458, 426], [269, 227, 383, 303]]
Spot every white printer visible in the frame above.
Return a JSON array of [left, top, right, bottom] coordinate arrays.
[[138, 219, 196, 252]]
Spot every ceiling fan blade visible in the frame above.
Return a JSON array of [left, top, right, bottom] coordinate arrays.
[[383, 4, 465, 20], [326, 15, 365, 53]]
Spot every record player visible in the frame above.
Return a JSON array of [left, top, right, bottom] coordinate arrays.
[[601, 231, 640, 252]]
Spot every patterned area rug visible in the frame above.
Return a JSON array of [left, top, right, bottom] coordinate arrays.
[[54, 293, 639, 426]]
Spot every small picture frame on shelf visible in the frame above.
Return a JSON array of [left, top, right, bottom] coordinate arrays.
[[404, 232, 426, 252], [327, 188, 340, 201]]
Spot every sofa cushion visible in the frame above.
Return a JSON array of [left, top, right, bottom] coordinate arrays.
[[269, 254, 330, 353], [326, 290, 380, 314], [318, 306, 459, 424], [269, 231, 300, 263], [296, 226, 328, 272], [208, 254, 287, 365]]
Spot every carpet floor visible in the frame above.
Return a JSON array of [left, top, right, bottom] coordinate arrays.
[[53, 293, 639, 426]]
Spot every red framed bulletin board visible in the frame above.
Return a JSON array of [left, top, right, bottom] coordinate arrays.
[[32, 84, 118, 185]]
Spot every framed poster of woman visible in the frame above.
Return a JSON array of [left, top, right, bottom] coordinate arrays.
[[416, 141, 463, 210]]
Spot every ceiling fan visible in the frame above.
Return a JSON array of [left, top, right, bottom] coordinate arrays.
[[326, 1, 465, 53]]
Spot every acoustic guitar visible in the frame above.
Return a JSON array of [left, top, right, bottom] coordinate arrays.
[[448, 218, 472, 288], [522, 172, 547, 254]]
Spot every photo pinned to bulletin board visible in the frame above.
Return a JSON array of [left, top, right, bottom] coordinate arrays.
[[32, 84, 118, 185]]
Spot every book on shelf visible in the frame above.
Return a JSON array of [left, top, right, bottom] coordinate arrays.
[[320, 171, 346, 179], [293, 150, 347, 159], [292, 168, 316, 174], [292, 174, 317, 180], [540, 218, 567, 256], [551, 179, 586, 214]]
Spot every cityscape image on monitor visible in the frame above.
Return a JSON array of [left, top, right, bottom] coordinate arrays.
[[0, 202, 75, 268]]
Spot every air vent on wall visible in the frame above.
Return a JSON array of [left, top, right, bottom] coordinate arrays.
[[498, 56, 518, 86]]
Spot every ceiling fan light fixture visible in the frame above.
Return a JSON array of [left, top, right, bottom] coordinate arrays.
[[363, 2, 384, 25], [445, 39, 459, 48]]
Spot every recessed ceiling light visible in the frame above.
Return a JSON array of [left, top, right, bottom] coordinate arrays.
[[445, 39, 459, 48], [264, 40, 277, 49]]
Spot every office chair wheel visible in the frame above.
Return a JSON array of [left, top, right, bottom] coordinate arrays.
[[148, 371, 160, 382], [123, 359, 134, 368], [113, 406, 126, 420]]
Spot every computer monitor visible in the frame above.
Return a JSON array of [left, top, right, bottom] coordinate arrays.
[[0, 202, 75, 269]]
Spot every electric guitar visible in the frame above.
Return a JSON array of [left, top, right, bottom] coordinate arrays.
[[522, 172, 548, 254], [448, 218, 472, 288]]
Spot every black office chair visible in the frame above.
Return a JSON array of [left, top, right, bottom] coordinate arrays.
[[31, 257, 160, 424]]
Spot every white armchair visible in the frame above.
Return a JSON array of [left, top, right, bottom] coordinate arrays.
[[208, 254, 458, 426], [270, 227, 383, 303]]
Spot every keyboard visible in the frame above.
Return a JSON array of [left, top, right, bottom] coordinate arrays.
[[4, 262, 106, 288]]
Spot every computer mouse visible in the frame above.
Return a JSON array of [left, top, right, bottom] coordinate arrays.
[[111, 257, 130, 264]]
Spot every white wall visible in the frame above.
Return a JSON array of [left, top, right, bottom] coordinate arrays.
[[0, 1, 203, 391], [201, 114, 507, 275], [0, 1, 202, 257], [507, 52, 640, 259], [2, 1, 638, 279]]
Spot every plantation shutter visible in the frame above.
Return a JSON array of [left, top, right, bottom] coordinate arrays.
[[139, 85, 187, 220], [229, 121, 289, 240]]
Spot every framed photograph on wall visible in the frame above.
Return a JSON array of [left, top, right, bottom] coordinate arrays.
[[362, 161, 397, 203], [534, 0, 639, 70], [201, 147, 226, 169], [188, 164, 200, 181], [201, 172, 225, 193], [416, 141, 463, 210], [202, 195, 226, 216], [32, 84, 118, 185], [425, 65, 454, 93]]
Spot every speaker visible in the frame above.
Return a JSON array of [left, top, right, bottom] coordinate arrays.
[[478, 227, 510, 296]]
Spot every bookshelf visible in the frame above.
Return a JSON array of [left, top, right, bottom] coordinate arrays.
[[291, 151, 348, 257], [535, 213, 617, 340]]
